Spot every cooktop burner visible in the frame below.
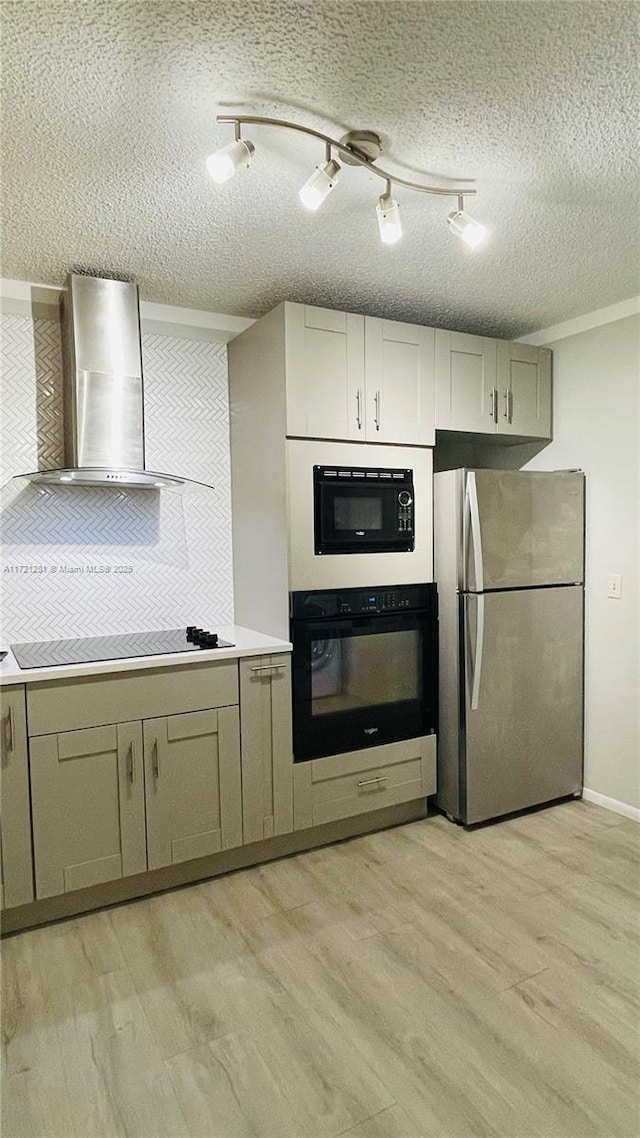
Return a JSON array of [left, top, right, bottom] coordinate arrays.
[[11, 627, 234, 670]]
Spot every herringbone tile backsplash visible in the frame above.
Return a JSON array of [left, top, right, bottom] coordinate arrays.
[[0, 313, 234, 643]]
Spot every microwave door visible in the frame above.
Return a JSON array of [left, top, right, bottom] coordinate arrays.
[[320, 483, 385, 549], [314, 466, 414, 555]]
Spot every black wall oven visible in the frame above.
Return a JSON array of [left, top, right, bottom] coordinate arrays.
[[290, 583, 437, 762], [314, 465, 414, 555]]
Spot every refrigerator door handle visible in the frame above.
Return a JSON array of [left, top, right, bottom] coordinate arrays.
[[465, 472, 485, 592], [469, 593, 485, 711]]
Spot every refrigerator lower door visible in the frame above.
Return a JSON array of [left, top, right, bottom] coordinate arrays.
[[461, 585, 583, 825]]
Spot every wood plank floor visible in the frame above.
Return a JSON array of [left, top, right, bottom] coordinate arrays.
[[2, 799, 639, 1138]]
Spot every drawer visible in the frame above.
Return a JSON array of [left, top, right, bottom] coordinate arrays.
[[27, 661, 239, 736], [293, 735, 436, 829]]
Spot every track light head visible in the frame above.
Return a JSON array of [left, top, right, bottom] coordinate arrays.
[[206, 139, 255, 185], [299, 159, 341, 211], [447, 208, 487, 248], [376, 187, 402, 245]]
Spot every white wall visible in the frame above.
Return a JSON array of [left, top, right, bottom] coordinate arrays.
[[524, 314, 639, 811]]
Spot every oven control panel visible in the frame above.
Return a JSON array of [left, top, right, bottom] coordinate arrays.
[[291, 582, 434, 619]]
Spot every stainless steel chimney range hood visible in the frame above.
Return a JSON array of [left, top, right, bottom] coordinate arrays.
[[19, 273, 211, 491]]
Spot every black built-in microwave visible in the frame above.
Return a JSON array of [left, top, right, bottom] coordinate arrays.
[[313, 465, 414, 555]]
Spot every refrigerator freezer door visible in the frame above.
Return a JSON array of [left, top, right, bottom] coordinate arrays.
[[462, 586, 583, 824], [464, 470, 584, 591]]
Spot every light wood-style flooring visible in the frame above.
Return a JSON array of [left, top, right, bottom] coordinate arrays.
[[2, 799, 639, 1138]]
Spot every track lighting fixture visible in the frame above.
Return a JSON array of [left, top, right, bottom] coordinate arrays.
[[209, 114, 488, 248], [447, 196, 487, 248], [376, 182, 402, 245], [299, 147, 341, 210], [206, 124, 255, 184]]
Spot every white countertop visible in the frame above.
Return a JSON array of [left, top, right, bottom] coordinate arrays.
[[0, 625, 291, 687]]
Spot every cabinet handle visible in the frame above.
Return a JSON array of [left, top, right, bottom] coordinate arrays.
[[1, 707, 14, 763], [357, 775, 388, 788], [508, 389, 514, 423], [127, 741, 136, 784], [493, 387, 499, 424], [489, 390, 494, 419], [152, 738, 160, 781], [503, 389, 509, 419], [250, 663, 286, 673], [374, 389, 381, 430], [356, 389, 362, 430]]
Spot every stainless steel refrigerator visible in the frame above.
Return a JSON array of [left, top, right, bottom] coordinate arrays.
[[434, 469, 584, 825]]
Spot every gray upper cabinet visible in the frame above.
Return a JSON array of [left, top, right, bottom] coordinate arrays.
[[283, 303, 435, 445], [436, 329, 552, 440], [365, 318, 435, 445], [144, 706, 243, 871], [30, 721, 146, 900], [496, 342, 552, 438], [435, 330, 497, 433], [239, 654, 293, 845], [0, 686, 34, 909], [285, 304, 365, 441]]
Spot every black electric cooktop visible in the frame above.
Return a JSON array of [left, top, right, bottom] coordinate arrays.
[[11, 627, 234, 670]]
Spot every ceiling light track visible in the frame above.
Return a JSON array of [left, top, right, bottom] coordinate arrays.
[[216, 114, 476, 199], [210, 113, 487, 247]]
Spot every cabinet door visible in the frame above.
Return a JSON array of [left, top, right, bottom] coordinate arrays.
[[435, 330, 497, 433], [144, 706, 242, 871], [497, 342, 552, 438], [365, 318, 435, 444], [0, 687, 33, 908], [240, 655, 293, 844], [30, 722, 146, 899], [284, 303, 365, 441]]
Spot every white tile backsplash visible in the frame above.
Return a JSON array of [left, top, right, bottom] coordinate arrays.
[[0, 313, 233, 643]]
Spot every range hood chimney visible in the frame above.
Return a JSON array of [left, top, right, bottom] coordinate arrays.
[[21, 273, 208, 490]]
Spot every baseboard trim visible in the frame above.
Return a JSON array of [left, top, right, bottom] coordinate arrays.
[[0, 798, 428, 936], [582, 787, 640, 823]]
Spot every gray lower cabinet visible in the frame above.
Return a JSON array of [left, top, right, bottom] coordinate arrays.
[[144, 706, 242, 871], [30, 721, 147, 899], [293, 735, 436, 830], [239, 654, 293, 844], [30, 706, 243, 898], [0, 686, 34, 908]]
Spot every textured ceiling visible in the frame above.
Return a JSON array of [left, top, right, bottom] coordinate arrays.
[[1, 0, 639, 338]]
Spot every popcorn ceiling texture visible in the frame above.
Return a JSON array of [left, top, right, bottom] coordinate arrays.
[[0, 313, 234, 643], [1, 1, 638, 339]]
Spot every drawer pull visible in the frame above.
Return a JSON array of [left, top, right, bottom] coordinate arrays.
[[250, 664, 287, 673], [357, 775, 388, 788]]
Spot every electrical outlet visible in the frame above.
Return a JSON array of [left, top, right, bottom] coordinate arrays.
[[608, 574, 622, 599]]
